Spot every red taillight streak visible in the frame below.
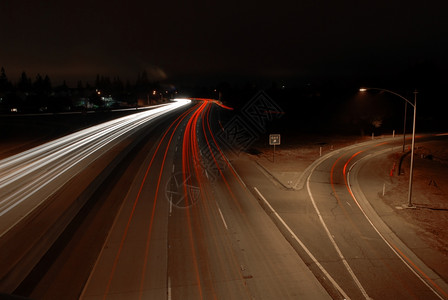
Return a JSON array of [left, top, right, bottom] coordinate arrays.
[[195, 102, 246, 298], [184, 102, 263, 296], [391, 243, 448, 298], [102, 104, 198, 299], [340, 142, 447, 297], [201, 104, 289, 286], [330, 154, 345, 205], [329, 141, 442, 295], [329, 147, 415, 293], [205, 103, 243, 186], [139, 105, 200, 299], [201, 104, 244, 212], [181, 101, 209, 299]]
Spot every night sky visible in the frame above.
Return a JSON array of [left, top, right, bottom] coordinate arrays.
[[1, 0, 448, 87]]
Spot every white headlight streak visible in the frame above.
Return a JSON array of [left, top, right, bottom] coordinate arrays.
[[0, 99, 190, 235]]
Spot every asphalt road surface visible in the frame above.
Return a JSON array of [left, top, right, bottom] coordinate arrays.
[[79, 100, 330, 299], [234, 134, 448, 300]]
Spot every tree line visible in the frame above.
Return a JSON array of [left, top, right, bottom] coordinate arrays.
[[0, 68, 171, 113]]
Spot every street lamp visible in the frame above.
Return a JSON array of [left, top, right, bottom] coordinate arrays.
[[359, 87, 417, 208]]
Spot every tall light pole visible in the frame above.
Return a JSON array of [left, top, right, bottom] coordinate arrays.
[[359, 88, 417, 208], [403, 101, 407, 152]]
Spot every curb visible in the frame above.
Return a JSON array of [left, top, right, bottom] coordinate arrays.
[[294, 136, 398, 190], [254, 160, 294, 190], [349, 149, 448, 299]]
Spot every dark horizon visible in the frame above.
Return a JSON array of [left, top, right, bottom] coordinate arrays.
[[2, 1, 448, 90]]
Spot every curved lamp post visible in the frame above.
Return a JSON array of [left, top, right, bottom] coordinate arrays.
[[359, 88, 417, 208]]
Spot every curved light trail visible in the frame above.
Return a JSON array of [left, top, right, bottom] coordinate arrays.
[[96, 98, 237, 299]]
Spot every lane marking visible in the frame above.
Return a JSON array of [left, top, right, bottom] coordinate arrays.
[[168, 276, 172, 300], [347, 154, 447, 300], [181, 101, 208, 298], [83, 104, 200, 300], [103, 104, 200, 299], [306, 171, 370, 299], [253, 187, 350, 300], [203, 103, 246, 189], [217, 205, 228, 230]]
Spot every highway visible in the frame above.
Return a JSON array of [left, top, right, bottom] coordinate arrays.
[[0, 101, 190, 236], [78, 100, 329, 299], [3, 99, 330, 299], [0, 100, 192, 293], [2, 97, 447, 299]]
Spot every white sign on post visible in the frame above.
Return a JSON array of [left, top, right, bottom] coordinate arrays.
[[269, 134, 280, 162], [269, 134, 280, 145]]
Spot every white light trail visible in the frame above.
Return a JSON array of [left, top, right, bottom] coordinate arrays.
[[0, 99, 190, 236]]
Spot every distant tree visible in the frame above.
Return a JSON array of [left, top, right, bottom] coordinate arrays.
[[136, 70, 151, 93], [125, 80, 132, 92], [95, 74, 112, 94], [32, 74, 52, 95], [17, 71, 32, 93], [137, 70, 149, 87], [95, 74, 100, 89], [43, 75, 52, 94], [112, 76, 124, 95], [54, 80, 70, 96], [0, 67, 6, 80], [33, 74, 44, 93], [0, 67, 12, 93]]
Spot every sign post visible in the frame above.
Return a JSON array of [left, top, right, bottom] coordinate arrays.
[[269, 134, 281, 162]]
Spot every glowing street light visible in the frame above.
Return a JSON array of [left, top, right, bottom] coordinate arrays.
[[360, 87, 417, 208]]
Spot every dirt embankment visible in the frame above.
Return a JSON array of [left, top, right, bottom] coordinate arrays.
[[384, 140, 448, 257]]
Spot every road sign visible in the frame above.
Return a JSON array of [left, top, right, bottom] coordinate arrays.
[[269, 134, 280, 145]]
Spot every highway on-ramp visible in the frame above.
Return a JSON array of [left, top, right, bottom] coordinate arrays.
[[235, 134, 448, 300]]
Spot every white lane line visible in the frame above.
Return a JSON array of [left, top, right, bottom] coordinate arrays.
[[168, 276, 172, 300], [217, 205, 228, 230], [220, 150, 246, 188], [253, 187, 350, 300], [306, 172, 370, 299], [348, 157, 446, 300], [172, 164, 175, 173]]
